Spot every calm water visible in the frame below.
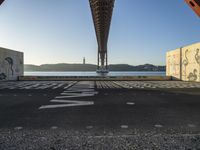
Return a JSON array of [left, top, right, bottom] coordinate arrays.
[[24, 71, 166, 76]]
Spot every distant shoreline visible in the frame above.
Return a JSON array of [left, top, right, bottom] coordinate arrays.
[[24, 71, 166, 72], [24, 64, 166, 72], [24, 71, 166, 77]]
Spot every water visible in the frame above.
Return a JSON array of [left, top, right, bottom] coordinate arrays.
[[24, 71, 166, 76]]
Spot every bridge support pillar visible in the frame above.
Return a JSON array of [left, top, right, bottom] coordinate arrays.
[[97, 51, 108, 73]]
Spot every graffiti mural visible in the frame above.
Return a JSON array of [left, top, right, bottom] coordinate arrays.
[[166, 49, 181, 80], [0, 57, 14, 80], [0, 47, 23, 81], [182, 49, 189, 80], [0, 59, 7, 81], [188, 69, 198, 81], [195, 49, 200, 81], [5, 57, 14, 75], [0, 73, 6, 80], [166, 42, 200, 82]]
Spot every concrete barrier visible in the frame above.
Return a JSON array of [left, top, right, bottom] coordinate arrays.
[[19, 76, 171, 81]]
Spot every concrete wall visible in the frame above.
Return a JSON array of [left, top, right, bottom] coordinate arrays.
[[166, 42, 200, 82], [166, 48, 181, 80], [0, 47, 24, 81]]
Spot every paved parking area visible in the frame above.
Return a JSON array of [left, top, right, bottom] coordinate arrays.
[[0, 81, 74, 90], [97, 81, 200, 89], [1, 81, 200, 90], [0, 81, 200, 149]]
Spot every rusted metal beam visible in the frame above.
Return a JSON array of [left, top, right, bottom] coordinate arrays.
[[185, 0, 200, 17]]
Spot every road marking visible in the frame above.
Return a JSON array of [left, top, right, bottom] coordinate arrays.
[[154, 124, 163, 128], [126, 102, 135, 105], [14, 127, 23, 130], [55, 94, 95, 98], [63, 89, 94, 92], [86, 126, 93, 129], [39, 81, 97, 110], [51, 126, 58, 130], [121, 125, 128, 129], [39, 100, 94, 109]]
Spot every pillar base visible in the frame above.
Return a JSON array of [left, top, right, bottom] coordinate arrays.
[[96, 68, 109, 74]]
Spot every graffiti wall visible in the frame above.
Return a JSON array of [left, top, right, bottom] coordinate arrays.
[[166, 48, 181, 80], [0, 47, 24, 81], [166, 42, 200, 82]]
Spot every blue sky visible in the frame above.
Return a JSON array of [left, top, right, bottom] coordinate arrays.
[[0, 0, 200, 65]]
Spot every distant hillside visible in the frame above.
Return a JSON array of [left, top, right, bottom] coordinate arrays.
[[24, 63, 166, 72]]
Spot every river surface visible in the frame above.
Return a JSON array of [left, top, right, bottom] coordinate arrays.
[[24, 71, 166, 76]]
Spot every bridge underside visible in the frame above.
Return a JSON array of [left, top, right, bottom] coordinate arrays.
[[89, 0, 115, 73], [0, 0, 4, 5]]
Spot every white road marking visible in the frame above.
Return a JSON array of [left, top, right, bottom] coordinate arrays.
[[63, 81, 77, 89], [86, 126, 93, 129], [63, 89, 94, 92], [55, 94, 95, 98], [126, 102, 135, 105], [14, 127, 23, 130], [39, 99, 94, 109], [50, 99, 93, 103], [154, 124, 163, 128], [51, 126, 58, 130], [121, 125, 128, 129], [39, 81, 97, 110]]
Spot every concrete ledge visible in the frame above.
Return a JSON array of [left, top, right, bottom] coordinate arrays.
[[19, 76, 172, 81]]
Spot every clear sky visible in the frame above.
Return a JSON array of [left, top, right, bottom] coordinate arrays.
[[0, 0, 200, 66]]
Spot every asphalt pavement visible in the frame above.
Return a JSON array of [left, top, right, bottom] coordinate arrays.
[[0, 81, 200, 149]]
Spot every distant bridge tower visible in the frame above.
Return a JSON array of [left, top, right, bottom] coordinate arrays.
[[89, 0, 115, 73]]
